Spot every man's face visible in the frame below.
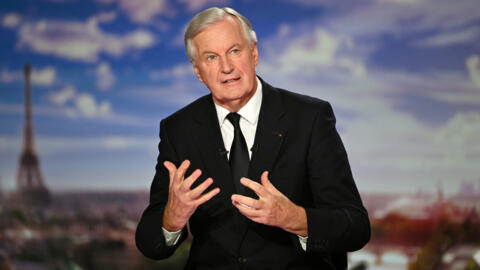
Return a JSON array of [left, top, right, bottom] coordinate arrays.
[[191, 17, 258, 111]]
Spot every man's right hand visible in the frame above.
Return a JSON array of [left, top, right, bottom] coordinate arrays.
[[162, 160, 220, 232]]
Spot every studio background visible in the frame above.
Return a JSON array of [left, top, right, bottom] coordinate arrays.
[[1, 0, 479, 269]]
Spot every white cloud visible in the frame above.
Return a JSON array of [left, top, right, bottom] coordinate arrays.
[[0, 66, 56, 86], [15, 13, 155, 62], [0, 135, 155, 156], [96, 62, 116, 90], [178, 0, 230, 12], [413, 26, 480, 47], [31, 66, 56, 86], [90, 11, 117, 24], [120, 0, 170, 23], [255, 14, 480, 194], [260, 27, 367, 78], [49, 85, 76, 105], [337, 58, 366, 78], [48, 85, 111, 118], [74, 93, 111, 117], [435, 112, 480, 149], [466, 54, 480, 89], [318, 0, 480, 47], [2, 13, 21, 28], [97, 0, 173, 23], [149, 63, 193, 80], [133, 78, 207, 107]]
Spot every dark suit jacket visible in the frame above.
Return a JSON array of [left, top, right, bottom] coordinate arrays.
[[136, 78, 370, 269]]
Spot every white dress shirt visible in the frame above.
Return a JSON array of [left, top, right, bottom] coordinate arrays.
[[163, 77, 307, 251]]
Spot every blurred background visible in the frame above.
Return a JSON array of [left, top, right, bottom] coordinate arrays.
[[1, 0, 480, 269]]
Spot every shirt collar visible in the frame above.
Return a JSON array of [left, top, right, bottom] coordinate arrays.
[[215, 76, 263, 125]]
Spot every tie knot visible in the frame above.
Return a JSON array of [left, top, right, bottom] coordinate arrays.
[[226, 112, 241, 127]]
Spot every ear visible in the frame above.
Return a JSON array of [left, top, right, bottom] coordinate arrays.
[[252, 41, 259, 67], [191, 59, 204, 83]]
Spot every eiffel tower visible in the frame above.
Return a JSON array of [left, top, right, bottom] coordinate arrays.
[[16, 63, 50, 206]]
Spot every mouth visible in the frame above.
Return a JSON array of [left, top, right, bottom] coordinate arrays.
[[222, 77, 241, 84]]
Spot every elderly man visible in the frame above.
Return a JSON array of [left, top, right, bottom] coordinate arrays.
[[136, 7, 370, 270]]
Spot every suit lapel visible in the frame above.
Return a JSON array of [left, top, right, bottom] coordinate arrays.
[[190, 96, 236, 198], [248, 80, 287, 191]]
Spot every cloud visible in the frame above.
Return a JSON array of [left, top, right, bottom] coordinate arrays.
[[96, 62, 116, 90], [49, 85, 76, 105], [31, 66, 56, 86], [41, 85, 150, 126], [96, 0, 173, 23], [466, 54, 480, 89], [0, 135, 155, 156], [74, 93, 111, 117], [260, 27, 367, 78], [134, 81, 206, 107], [149, 63, 193, 80], [413, 26, 480, 47], [0, 66, 56, 86], [48, 85, 111, 118], [254, 9, 480, 194], [178, 0, 230, 12], [15, 13, 155, 62], [318, 0, 480, 47], [435, 112, 480, 149], [2, 13, 21, 28]]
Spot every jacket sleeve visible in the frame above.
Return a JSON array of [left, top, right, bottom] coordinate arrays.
[[304, 102, 370, 253], [135, 119, 188, 260]]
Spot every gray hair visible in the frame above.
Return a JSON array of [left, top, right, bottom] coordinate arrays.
[[184, 7, 257, 63]]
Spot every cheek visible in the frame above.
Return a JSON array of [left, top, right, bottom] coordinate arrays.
[[203, 66, 219, 80]]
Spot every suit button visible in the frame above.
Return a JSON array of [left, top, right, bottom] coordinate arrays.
[[238, 257, 247, 263]]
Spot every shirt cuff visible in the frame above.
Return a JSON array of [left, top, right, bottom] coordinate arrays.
[[298, 235, 308, 251], [162, 227, 182, 246]]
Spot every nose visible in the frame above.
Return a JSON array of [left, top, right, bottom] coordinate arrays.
[[220, 56, 234, 74]]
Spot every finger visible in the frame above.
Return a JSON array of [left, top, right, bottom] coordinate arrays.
[[188, 177, 213, 199], [240, 177, 266, 197], [174, 160, 191, 184], [233, 200, 262, 218], [163, 161, 177, 187], [182, 169, 202, 191], [195, 187, 220, 205], [260, 171, 276, 191], [231, 194, 261, 210]]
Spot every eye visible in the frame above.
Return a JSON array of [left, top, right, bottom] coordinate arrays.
[[207, 55, 216, 61], [231, 49, 240, 54]]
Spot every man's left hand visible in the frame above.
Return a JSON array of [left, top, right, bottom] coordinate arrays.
[[231, 171, 308, 237]]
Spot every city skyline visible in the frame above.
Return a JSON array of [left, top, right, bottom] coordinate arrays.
[[0, 0, 480, 194]]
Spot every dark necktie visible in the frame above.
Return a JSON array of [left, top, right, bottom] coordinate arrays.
[[227, 112, 249, 194]]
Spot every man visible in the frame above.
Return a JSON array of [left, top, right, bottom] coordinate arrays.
[[136, 7, 370, 270]]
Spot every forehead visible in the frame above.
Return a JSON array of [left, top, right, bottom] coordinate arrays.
[[192, 17, 247, 52]]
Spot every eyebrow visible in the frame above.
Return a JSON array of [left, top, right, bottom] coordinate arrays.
[[201, 43, 241, 56]]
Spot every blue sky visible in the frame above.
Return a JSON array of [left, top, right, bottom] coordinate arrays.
[[1, 0, 479, 194]]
